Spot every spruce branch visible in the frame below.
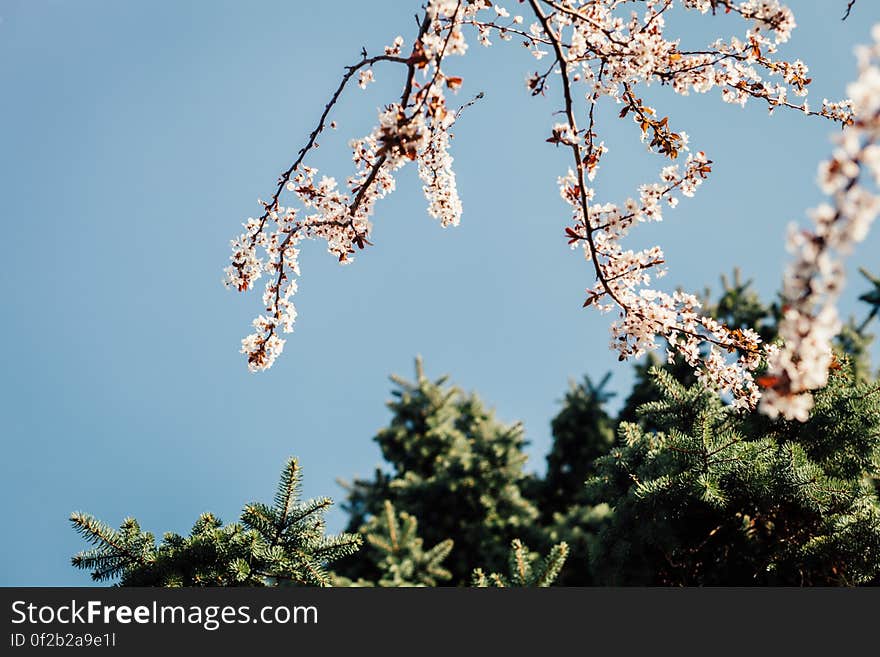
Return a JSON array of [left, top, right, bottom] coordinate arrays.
[[71, 458, 360, 586], [472, 539, 569, 587]]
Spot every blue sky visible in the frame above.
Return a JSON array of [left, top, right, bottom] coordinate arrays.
[[2, 1, 879, 586]]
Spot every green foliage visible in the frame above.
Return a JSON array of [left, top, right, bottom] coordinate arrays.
[[471, 539, 569, 587], [587, 365, 880, 585], [562, 269, 880, 586], [537, 374, 615, 584], [836, 268, 880, 382], [336, 357, 539, 585], [543, 373, 616, 509], [857, 268, 880, 334], [539, 502, 611, 586], [71, 458, 360, 586], [69, 269, 880, 587], [335, 501, 453, 587]]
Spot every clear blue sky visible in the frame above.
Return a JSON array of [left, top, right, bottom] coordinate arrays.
[[2, 1, 879, 586]]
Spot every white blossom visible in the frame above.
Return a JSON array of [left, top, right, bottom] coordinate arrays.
[[225, 0, 863, 413]]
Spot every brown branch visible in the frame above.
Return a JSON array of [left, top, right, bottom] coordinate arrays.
[[528, 0, 624, 309], [251, 10, 454, 361], [246, 52, 409, 247], [528, 1, 762, 364], [412, 0, 464, 115]]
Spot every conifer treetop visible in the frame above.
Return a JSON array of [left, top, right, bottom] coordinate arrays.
[[71, 458, 360, 586]]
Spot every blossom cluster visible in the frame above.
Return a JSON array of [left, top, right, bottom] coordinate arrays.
[[224, 0, 476, 370], [759, 25, 880, 421], [509, 0, 854, 408], [224, 0, 869, 420]]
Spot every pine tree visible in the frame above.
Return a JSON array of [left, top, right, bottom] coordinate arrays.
[[587, 363, 880, 585], [71, 458, 361, 586], [543, 373, 616, 511], [336, 357, 539, 585], [549, 270, 880, 585], [67, 270, 880, 587], [537, 374, 615, 585], [471, 539, 569, 587]]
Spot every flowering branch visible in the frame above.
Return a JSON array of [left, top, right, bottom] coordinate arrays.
[[224, 0, 872, 421], [759, 27, 880, 420], [225, 2, 469, 370]]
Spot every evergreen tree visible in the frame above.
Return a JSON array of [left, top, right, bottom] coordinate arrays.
[[542, 373, 616, 511], [537, 374, 615, 585], [68, 270, 880, 587], [545, 270, 880, 585], [71, 458, 360, 586], [587, 364, 880, 585], [336, 357, 539, 585]]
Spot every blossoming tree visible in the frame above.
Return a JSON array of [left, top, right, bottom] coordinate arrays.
[[223, 0, 877, 421]]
